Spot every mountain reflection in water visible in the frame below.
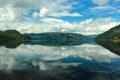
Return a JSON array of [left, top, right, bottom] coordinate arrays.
[[0, 40, 120, 80], [95, 40, 120, 55]]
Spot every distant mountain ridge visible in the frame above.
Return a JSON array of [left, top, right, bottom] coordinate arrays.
[[24, 32, 86, 40], [95, 24, 120, 41], [23, 32, 88, 46]]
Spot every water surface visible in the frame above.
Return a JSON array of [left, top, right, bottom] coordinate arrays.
[[0, 41, 120, 80]]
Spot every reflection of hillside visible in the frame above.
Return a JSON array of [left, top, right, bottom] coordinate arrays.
[[0, 68, 119, 80], [0, 38, 94, 48], [23, 39, 86, 46], [0, 40, 22, 48], [95, 41, 120, 55]]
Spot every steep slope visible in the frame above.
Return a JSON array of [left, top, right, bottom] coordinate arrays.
[[95, 24, 120, 40]]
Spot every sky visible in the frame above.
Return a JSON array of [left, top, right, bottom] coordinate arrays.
[[0, 0, 120, 35]]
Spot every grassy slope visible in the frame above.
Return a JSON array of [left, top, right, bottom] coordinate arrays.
[[0, 30, 29, 48], [24, 32, 87, 41], [95, 24, 120, 40], [0, 30, 26, 41], [23, 32, 88, 46]]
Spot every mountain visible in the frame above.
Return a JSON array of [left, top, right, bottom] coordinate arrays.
[[0, 30, 95, 47], [24, 32, 86, 40], [23, 32, 88, 46], [95, 24, 120, 41]]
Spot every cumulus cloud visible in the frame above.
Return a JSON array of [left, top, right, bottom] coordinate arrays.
[[32, 10, 82, 18], [0, 6, 27, 22], [0, 17, 119, 35], [92, 0, 110, 5], [32, 12, 39, 18], [49, 11, 82, 17], [0, 0, 119, 35], [88, 0, 120, 18], [0, 0, 82, 22], [90, 6, 116, 11], [39, 7, 48, 17], [40, 18, 65, 23]]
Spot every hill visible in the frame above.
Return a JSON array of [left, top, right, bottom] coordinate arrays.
[[23, 32, 88, 46], [95, 24, 120, 41], [24, 32, 86, 40], [0, 30, 30, 48], [0, 30, 27, 41]]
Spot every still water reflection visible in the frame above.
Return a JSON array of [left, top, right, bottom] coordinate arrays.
[[0, 42, 120, 80]]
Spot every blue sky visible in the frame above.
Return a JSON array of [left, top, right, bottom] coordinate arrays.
[[0, 0, 120, 34]]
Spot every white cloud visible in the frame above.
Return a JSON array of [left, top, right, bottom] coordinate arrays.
[[41, 18, 65, 23], [0, 0, 82, 22], [39, 7, 48, 17], [0, 1, 119, 35], [0, 17, 119, 35], [32, 8, 82, 18], [32, 12, 39, 18], [0, 5, 28, 22], [92, 0, 110, 5], [91, 6, 116, 11], [31, 0, 82, 18], [49, 11, 82, 17], [0, 6, 18, 22], [88, 0, 120, 17]]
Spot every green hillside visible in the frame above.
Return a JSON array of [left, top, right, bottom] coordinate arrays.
[[0, 30, 28, 41], [95, 24, 120, 41], [24, 32, 87, 41], [24, 32, 88, 46], [0, 30, 30, 48]]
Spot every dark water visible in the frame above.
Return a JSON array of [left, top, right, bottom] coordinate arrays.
[[0, 41, 120, 80]]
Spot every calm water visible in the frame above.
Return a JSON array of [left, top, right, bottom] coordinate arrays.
[[0, 42, 120, 80]]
